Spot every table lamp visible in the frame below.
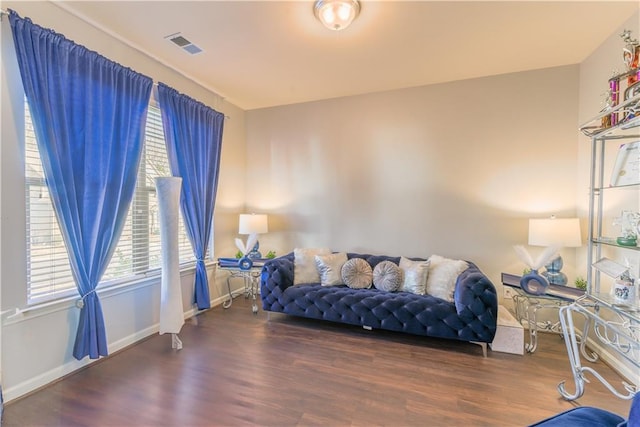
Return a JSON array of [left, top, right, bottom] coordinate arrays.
[[238, 213, 268, 259], [528, 216, 582, 285]]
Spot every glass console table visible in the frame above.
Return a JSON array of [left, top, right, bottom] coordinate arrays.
[[557, 293, 639, 400], [219, 263, 263, 314], [501, 273, 588, 354]]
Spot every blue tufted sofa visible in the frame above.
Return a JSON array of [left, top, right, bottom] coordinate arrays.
[[260, 253, 498, 355]]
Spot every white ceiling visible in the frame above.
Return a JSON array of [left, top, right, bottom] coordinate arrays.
[[54, 1, 639, 110]]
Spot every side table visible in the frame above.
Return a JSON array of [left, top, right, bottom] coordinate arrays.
[[501, 273, 591, 355], [219, 264, 263, 314]]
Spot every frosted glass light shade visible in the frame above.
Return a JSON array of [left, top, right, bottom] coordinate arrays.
[[239, 213, 268, 235], [528, 217, 582, 248], [314, 0, 360, 31]]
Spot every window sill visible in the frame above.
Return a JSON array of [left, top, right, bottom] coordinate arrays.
[[2, 259, 215, 326]]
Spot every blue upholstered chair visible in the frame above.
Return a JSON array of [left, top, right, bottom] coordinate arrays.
[[529, 392, 639, 427]]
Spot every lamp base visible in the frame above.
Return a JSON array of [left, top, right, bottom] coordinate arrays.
[[247, 241, 262, 259], [541, 255, 567, 286]]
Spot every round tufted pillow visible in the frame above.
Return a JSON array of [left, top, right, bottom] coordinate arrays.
[[341, 258, 373, 289], [373, 260, 403, 292]]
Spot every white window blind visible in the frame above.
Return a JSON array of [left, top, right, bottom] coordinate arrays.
[[25, 103, 195, 305]]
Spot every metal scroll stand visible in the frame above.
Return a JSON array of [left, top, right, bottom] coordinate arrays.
[[557, 295, 638, 401]]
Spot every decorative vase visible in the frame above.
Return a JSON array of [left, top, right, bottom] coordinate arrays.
[[156, 177, 185, 338], [520, 270, 549, 296], [238, 255, 253, 270]]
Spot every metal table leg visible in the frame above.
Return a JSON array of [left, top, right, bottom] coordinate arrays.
[[557, 304, 587, 400], [513, 293, 572, 354], [251, 274, 258, 314], [222, 275, 233, 309]]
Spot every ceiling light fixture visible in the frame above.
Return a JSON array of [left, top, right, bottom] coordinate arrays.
[[314, 0, 360, 31]]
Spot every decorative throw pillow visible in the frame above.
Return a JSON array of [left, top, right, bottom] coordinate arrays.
[[373, 260, 403, 292], [315, 252, 348, 286], [426, 254, 469, 302], [341, 258, 373, 289], [294, 247, 331, 285], [399, 257, 430, 295]]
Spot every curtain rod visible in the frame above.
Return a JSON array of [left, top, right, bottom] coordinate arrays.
[[152, 82, 230, 120], [51, 1, 231, 107], [1, 9, 231, 120]]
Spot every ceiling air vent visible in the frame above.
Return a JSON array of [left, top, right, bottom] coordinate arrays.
[[165, 32, 203, 55]]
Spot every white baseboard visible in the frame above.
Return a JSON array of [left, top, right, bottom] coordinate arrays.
[[3, 294, 229, 403], [4, 355, 93, 403]]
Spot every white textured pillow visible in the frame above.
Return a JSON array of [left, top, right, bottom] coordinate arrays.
[[399, 257, 430, 295], [426, 254, 469, 302], [294, 247, 331, 285], [373, 261, 403, 292], [315, 252, 348, 286], [341, 258, 373, 289]]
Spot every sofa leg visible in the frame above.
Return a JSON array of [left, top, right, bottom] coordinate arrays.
[[471, 341, 488, 357]]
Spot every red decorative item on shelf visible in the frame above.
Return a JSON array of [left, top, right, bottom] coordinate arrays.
[[627, 45, 639, 86], [609, 77, 620, 125]]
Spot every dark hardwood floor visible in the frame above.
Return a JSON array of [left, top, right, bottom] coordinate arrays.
[[4, 297, 634, 426]]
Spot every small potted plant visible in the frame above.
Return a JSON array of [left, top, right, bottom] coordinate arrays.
[[574, 276, 587, 291]]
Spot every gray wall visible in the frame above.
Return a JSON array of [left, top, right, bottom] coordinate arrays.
[[245, 66, 581, 288]]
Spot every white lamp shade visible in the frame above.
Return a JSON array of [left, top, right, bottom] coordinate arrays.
[[528, 217, 582, 247], [239, 214, 268, 235]]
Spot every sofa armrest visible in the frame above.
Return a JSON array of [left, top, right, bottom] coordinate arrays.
[[260, 253, 295, 309], [454, 264, 498, 338]]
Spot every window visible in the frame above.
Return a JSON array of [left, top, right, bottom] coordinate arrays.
[[25, 103, 195, 304]]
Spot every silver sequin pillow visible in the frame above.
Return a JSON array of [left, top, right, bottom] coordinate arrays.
[[373, 260, 403, 292], [315, 252, 348, 286], [341, 258, 373, 289], [293, 247, 331, 285], [426, 254, 468, 302], [399, 257, 430, 295]]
